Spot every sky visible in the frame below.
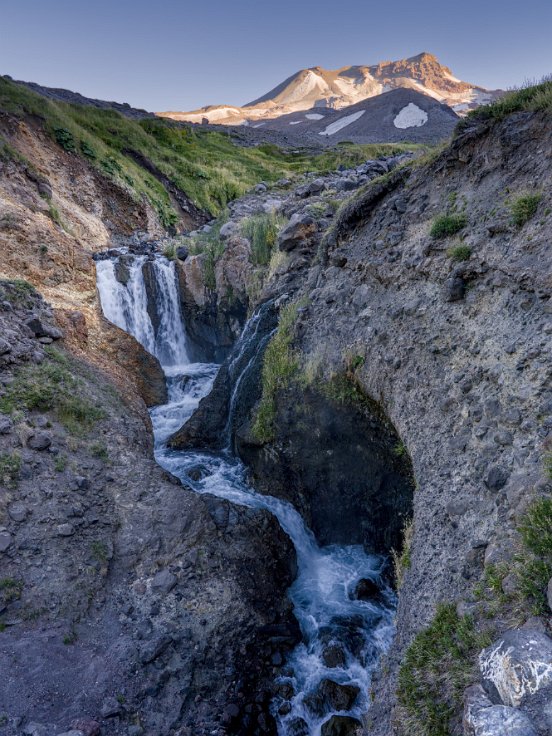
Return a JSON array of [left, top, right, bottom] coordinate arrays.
[[1, 0, 551, 112]]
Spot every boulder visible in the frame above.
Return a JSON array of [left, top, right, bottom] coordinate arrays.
[[278, 214, 317, 253], [151, 569, 177, 595], [287, 718, 309, 736], [479, 629, 552, 707], [352, 577, 380, 601], [322, 643, 347, 668], [0, 531, 12, 552], [69, 720, 100, 736], [0, 337, 11, 354], [443, 276, 465, 302], [464, 684, 537, 736], [219, 221, 240, 240], [25, 316, 63, 340], [27, 432, 52, 451], [176, 245, 189, 261], [304, 679, 359, 715], [321, 715, 363, 736]]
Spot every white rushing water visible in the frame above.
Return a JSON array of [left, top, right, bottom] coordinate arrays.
[[97, 253, 396, 736]]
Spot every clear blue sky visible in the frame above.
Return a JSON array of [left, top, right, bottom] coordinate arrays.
[[1, 0, 551, 111]]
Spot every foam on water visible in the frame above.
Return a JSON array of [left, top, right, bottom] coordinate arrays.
[[96, 253, 396, 735]]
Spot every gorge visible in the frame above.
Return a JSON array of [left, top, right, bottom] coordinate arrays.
[[0, 72, 551, 736]]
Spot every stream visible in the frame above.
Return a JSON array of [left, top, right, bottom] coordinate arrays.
[[96, 252, 396, 736]]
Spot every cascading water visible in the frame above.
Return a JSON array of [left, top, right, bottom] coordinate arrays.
[[96, 252, 396, 736]]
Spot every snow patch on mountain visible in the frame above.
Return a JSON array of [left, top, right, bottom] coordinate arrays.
[[319, 110, 366, 136], [394, 103, 428, 129], [305, 113, 325, 120]]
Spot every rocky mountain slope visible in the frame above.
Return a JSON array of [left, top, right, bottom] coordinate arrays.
[[159, 52, 499, 126], [166, 83, 552, 736]]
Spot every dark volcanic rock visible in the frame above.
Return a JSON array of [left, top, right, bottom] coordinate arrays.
[[321, 715, 363, 736]]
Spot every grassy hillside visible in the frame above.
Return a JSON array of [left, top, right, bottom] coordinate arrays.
[[0, 77, 416, 224]]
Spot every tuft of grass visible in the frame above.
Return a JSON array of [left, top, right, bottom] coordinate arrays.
[[397, 603, 492, 736], [252, 301, 303, 442], [430, 213, 467, 239], [91, 541, 109, 563], [516, 496, 552, 614], [0, 578, 23, 604], [0, 452, 21, 487], [90, 441, 109, 461], [0, 347, 104, 434], [460, 78, 552, 128], [54, 455, 67, 472], [63, 630, 78, 645], [0, 279, 37, 308], [240, 211, 285, 266], [447, 244, 471, 261], [392, 519, 414, 590], [511, 193, 542, 227]]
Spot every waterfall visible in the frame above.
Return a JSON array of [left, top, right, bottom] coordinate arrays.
[[96, 252, 396, 736], [96, 254, 190, 368]]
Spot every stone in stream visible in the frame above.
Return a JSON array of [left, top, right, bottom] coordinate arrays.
[[321, 715, 363, 736], [304, 678, 360, 716], [322, 643, 347, 668], [352, 577, 382, 601], [287, 717, 309, 736]]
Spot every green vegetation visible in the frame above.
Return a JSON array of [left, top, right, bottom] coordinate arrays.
[[322, 372, 372, 410], [252, 301, 303, 442], [187, 224, 226, 290], [91, 541, 109, 563], [0, 76, 417, 223], [54, 455, 67, 472], [392, 518, 414, 590], [393, 441, 408, 458], [397, 603, 492, 736], [0, 452, 21, 487], [0, 347, 104, 434], [240, 211, 286, 266], [460, 78, 552, 127], [511, 193, 542, 227], [430, 213, 467, 239], [63, 630, 78, 645], [517, 496, 552, 614], [0, 578, 23, 604], [0, 279, 37, 308], [447, 244, 471, 261], [90, 441, 109, 461]]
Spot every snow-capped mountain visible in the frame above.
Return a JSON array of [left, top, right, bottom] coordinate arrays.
[[158, 52, 500, 125]]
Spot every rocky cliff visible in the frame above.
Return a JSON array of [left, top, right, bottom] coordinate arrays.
[[173, 98, 552, 735]]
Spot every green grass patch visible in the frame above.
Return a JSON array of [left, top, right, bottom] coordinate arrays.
[[516, 496, 552, 614], [511, 193, 542, 227], [0, 578, 23, 604], [397, 603, 492, 736], [460, 78, 552, 128], [0, 279, 37, 308], [0, 452, 21, 487], [0, 347, 104, 434], [447, 244, 471, 261], [0, 77, 420, 222], [240, 211, 286, 266], [252, 301, 303, 442], [430, 213, 467, 239]]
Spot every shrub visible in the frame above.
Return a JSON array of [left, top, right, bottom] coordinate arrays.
[[0, 452, 21, 487], [80, 140, 96, 159], [511, 193, 541, 227], [54, 127, 76, 152], [240, 211, 285, 266], [252, 302, 303, 442], [397, 603, 492, 736], [447, 244, 471, 261], [460, 77, 552, 127], [430, 214, 467, 238]]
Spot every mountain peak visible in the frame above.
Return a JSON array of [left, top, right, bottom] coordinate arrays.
[[158, 52, 499, 126]]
